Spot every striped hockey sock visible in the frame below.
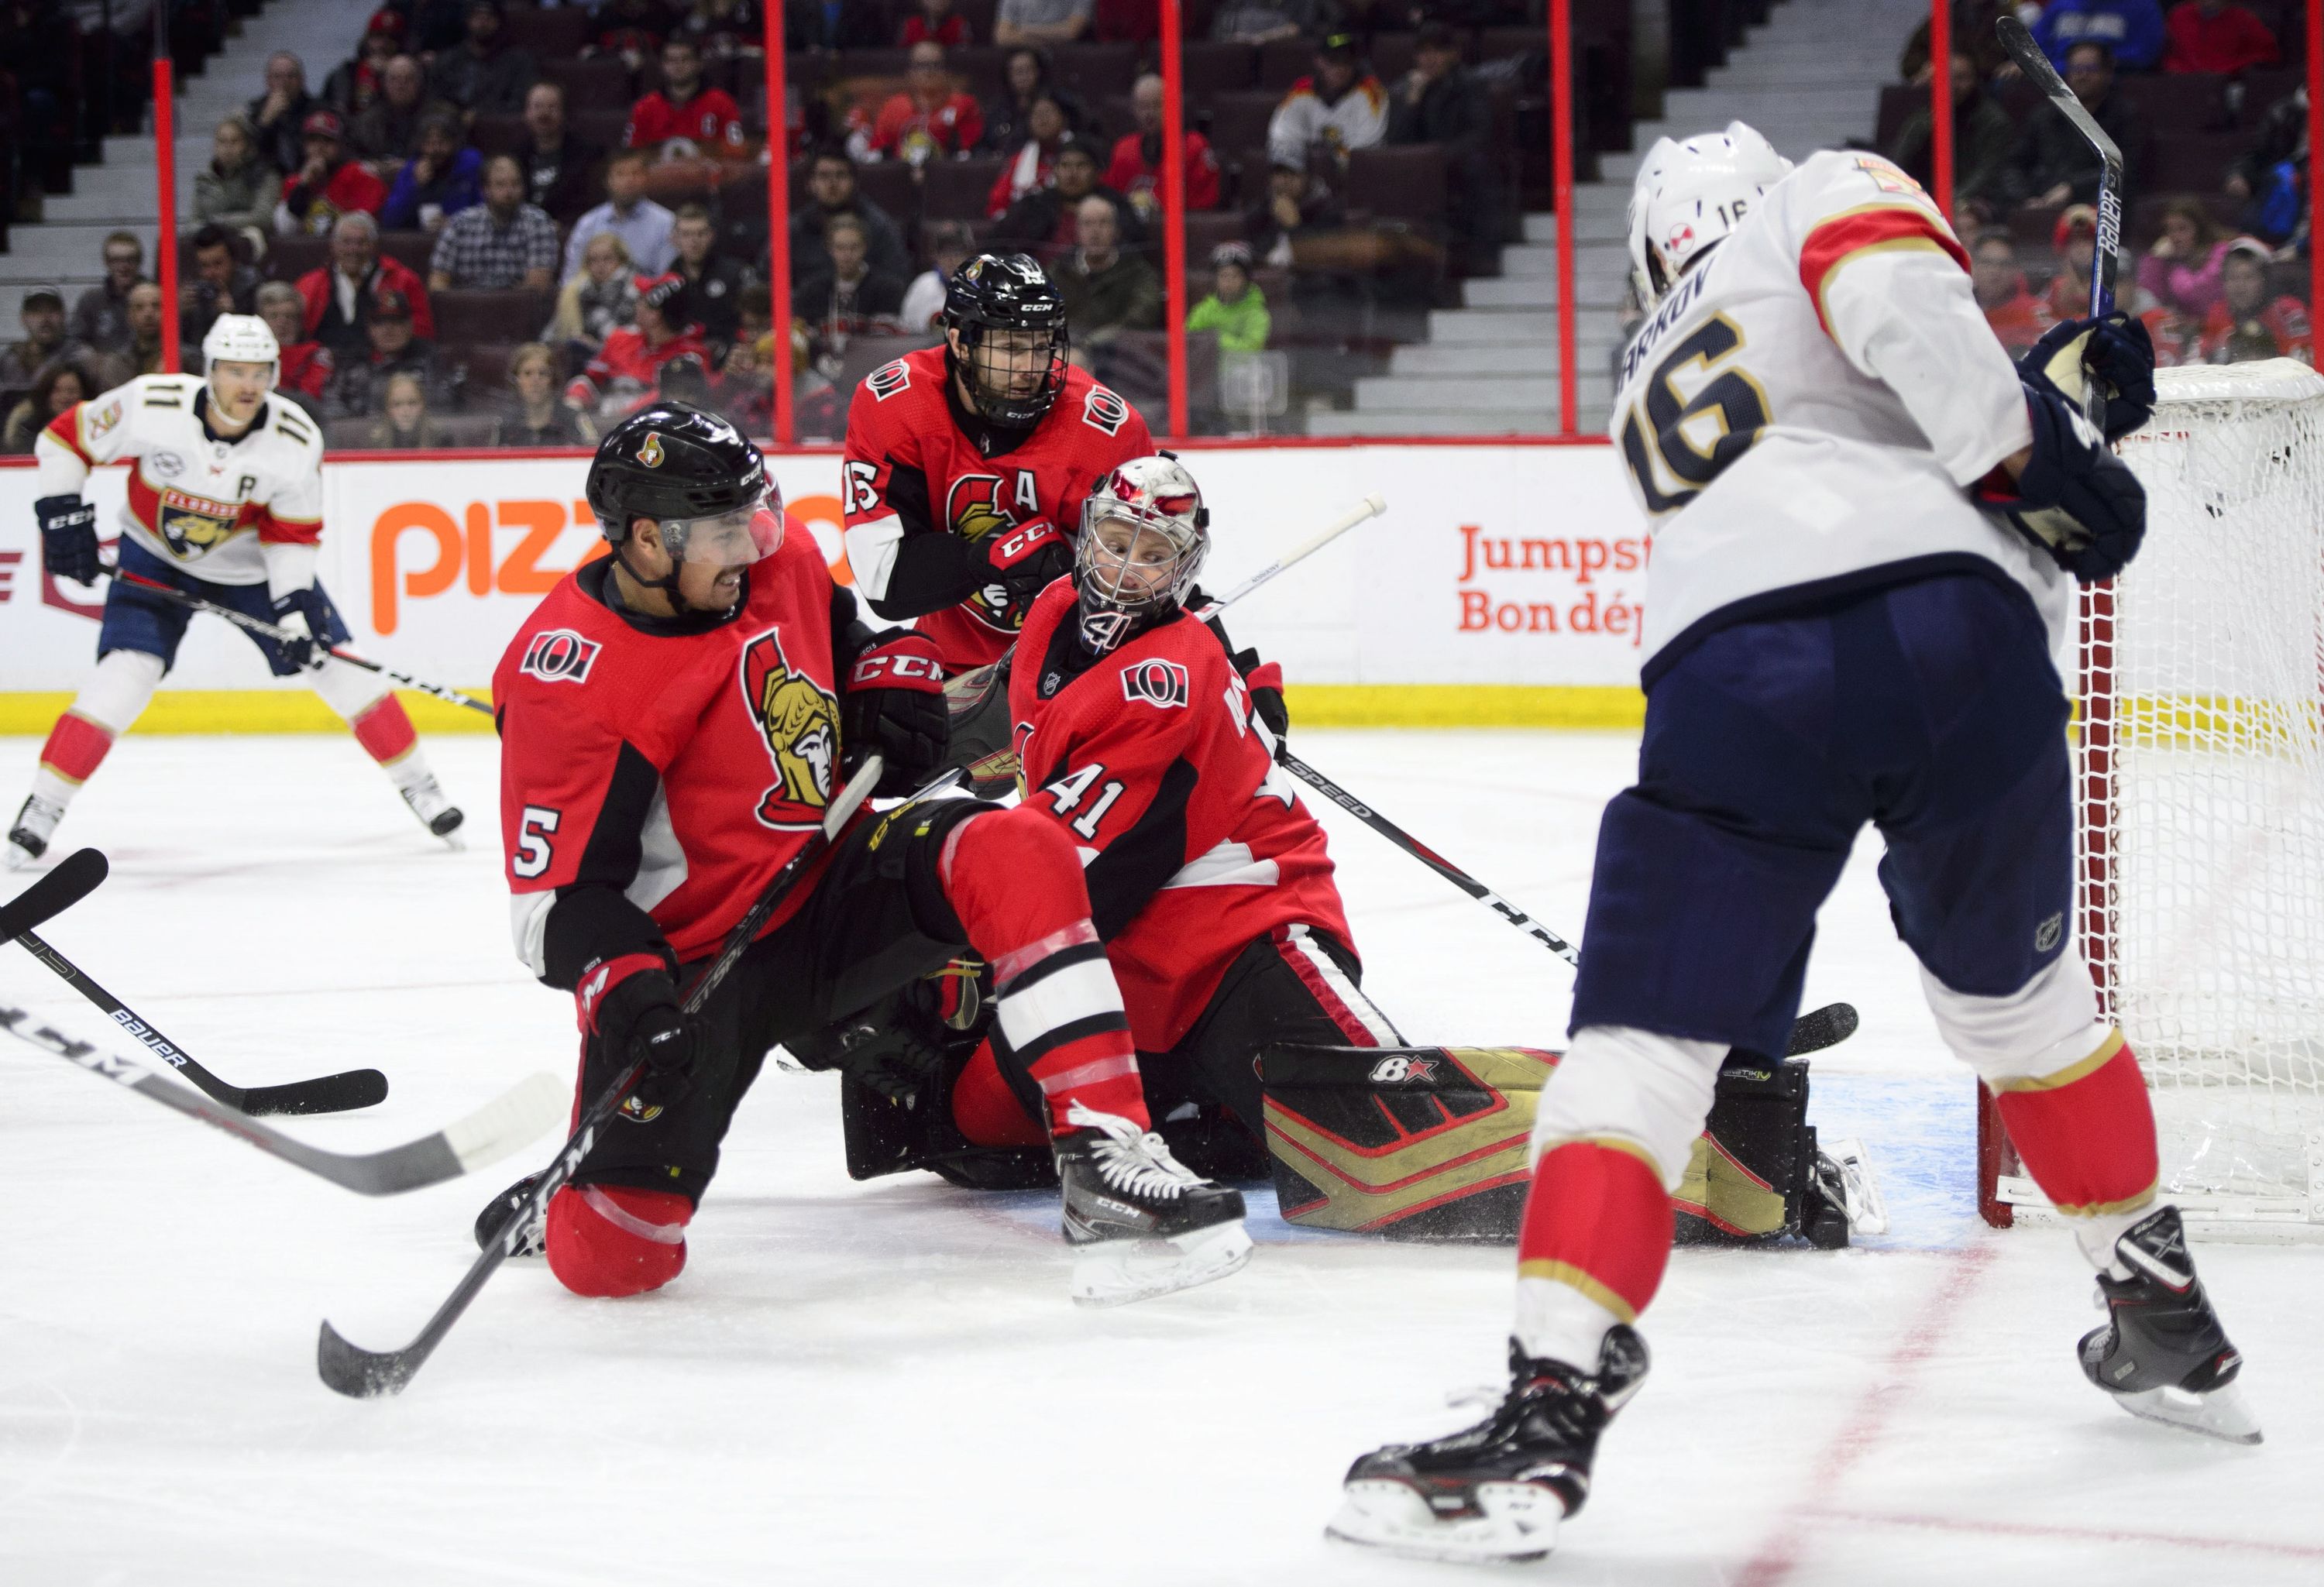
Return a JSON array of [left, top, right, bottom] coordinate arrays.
[[1514, 1139, 1675, 1366]]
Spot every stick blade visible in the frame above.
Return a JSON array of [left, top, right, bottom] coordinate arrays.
[[317, 1319, 414, 1399], [439, 1070, 568, 1174], [0, 848, 108, 940], [1787, 1001, 1860, 1056], [239, 1067, 391, 1117]]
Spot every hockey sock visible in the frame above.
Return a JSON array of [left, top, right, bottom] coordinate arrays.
[[940, 807, 1147, 1134], [1990, 1029, 2159, 1270], [312, 663, 427, 784], [951, 1037, 1049, 1148], [31, 650, 164, 809], [545, 1183, 692, 1298], [1514, 1140, 1674, 1365]]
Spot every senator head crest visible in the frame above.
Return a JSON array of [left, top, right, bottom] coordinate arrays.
[[741, 627, 841, 830]]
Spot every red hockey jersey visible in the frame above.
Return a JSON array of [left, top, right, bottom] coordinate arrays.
[[626, 88, 745, 151], [841, 345, 1153, 672], [494, 531, 861, 986], [1009, 580, 1352, 1050]]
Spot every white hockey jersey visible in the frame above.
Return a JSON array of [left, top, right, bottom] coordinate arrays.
[[33, 373, 325, 590], [1611, 149, 2062, 680]]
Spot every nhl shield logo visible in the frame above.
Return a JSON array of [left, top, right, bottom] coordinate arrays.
[[520, 628, 600, 684], [741, 627, 841, 830]]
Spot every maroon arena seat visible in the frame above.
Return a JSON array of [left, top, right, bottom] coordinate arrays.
[[1054, 43, 1138, 101], [265, 234, 328, 283], [848, 158, 923, 231], [1181, 41, 1257, 94], [921, 154, 1004, 222], [545, 58, 633, 112], [1208, 91, 1281, 159], [500, 5, 592, 58], [432, 290, 553, 349], [1258, 38, 1315, 91], [377, 230, 436, 275], [1344, 144, 1451, 225]]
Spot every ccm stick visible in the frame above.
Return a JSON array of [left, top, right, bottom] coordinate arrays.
[[4, 849, 388, 1114], [315, 754, 887, 1399]]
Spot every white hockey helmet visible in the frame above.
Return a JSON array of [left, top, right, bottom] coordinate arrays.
[[1075, 453, 1209, 656], [202, 313, 280, 392], [1627, 120, 1793, 307]]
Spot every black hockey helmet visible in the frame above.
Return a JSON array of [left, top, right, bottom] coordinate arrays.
[[586, 401, 782, 615], [941, 251, 1069, 428]]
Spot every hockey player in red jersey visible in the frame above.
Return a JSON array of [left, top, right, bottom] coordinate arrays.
[[484, 404, 1247, 1307], [841, 252, 1154, 674]]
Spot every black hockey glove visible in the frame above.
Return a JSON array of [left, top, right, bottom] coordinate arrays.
[[36, 494, 99, 585], [265, 586, 335, 674], [1986, 388, 2148, 584], [980, 517, 1073, 610], [576, 953, 699, 1114], [2019, 312, 2156, 445], [942, 651, 1020, 795], [1206, 609, 1290, 746], [791, 984, 952, 1103], [841, 630, 947, 795]]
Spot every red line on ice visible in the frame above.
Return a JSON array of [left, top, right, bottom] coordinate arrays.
[[1810, 1507, 2324, 1562]]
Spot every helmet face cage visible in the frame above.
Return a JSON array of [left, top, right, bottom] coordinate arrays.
[[957, 318, 1070, 428], [1074, 459, 1209, 655], [943, 252, 1071, 428]]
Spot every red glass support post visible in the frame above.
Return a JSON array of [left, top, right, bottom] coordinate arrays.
[[1549, 0, 1576, 438], [1160, 0, 1190, 438], [1930, 0, 1953, 214], [762, 5, 795, 445], [2309, 0, 2322, 320], [153, 15, 179, 374]]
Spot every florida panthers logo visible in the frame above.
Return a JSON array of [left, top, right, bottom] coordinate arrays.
[[947, 473, 1037, 633], [740, 627, 841, 830], [154, 489, 244, 558]]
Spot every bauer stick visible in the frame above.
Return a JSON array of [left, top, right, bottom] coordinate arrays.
[[316, 753, 885, 1399], [4, 849, 389, 1114], [110, 569, 495, 719]]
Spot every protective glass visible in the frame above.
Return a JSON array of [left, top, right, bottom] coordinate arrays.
[[659, 487, 786, 566]]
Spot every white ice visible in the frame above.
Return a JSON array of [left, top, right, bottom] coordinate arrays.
[[1, 729, 2319, 1586]]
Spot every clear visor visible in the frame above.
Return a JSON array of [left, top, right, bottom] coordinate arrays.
[[660, 490, 785, 567]]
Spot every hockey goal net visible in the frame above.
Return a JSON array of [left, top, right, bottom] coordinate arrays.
[[1985, 359, 2324, 1228]]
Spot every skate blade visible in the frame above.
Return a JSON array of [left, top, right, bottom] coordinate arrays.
[[2109, 1379, 2264, 1445], [1325, 1479, 1563, 1564], [1068, 1218, 1251, 1308]]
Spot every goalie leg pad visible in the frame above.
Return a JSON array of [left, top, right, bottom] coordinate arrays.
[[545, 1183, 692, 1298]]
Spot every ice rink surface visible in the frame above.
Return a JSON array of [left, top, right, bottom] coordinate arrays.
[[1, 729, 2318, 1586]]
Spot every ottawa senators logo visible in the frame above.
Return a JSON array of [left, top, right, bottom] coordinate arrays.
[[741, 627, 841, 830], [636, 431, 665, 467], [947, 473, 1037, 633], [519, 628, 600, 684], [1119, 658, 1188, 709]]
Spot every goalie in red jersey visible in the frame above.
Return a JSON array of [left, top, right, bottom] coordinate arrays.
[[480, 404, 1246, 1308], [841, 252, 1154, 674]]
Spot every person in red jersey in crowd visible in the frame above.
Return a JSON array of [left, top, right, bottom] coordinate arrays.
[[1970, 227, 2055, 353], [566, 273, 713, 419], [1107, 72, 1222, 224], [275, 111, 390, 237], [2199, 235, 2313, 364], [2161, 0, 2277, 73], [899, 0, 971, 46], [855, 40, 985, 164], [626, 36, 744, 155]]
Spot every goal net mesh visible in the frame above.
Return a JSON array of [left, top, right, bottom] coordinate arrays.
[[2088, 360, 2324, 1212]]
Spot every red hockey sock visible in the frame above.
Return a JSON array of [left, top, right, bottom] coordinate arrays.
[[347, 695, 418, 768], [940, 807, 1147, 1133], [951, 1037, 1049, 1148], [1517, 1140, 1675, 1325], [545, 1183, 692, 1298], [1992, 1031, 2160, 1216], [37, 711, 115, 786]]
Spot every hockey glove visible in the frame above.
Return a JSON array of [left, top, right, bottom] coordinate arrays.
[[577, 953, 699, 1115], [265, 586, 335, 674], [979, 517, 1073, 611], [790, 983, 953, 1103], [842, 631, 947, 795], [36, 495, 99, 585], [1206, 609, 1291, 746], [941, 652, 1021, 794], [2019, 313, 2156, 445], [1985, 388, 2148, 584]]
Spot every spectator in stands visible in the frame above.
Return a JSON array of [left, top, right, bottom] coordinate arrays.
[[1899, 0, 2013, 87], [1886, 50, 2016, 213], [2034, 1, 2167, 72], [593, 0, 682, 67], [122, 283, 168, 380], [984, 46, 1075, 156], [1186, 240, 1271, 353], [519, 83, 604, 225], [566, 272, 712, 419], [670, 202, 748, 350], [784, 149, 914, 282], [497, 342, 600, 445], [1268, 33, 1387, 171], [256, 281, 334, 409], [278, 111, 392, 236], [1109, 73, 1222, 226], [178, 225, 260, 350], [328, 289, 456, 419], [194, 118, 275, 252], [792, 214, 908, 354], [988, 95, 1074, 215], [901, 221, 975, 332], [247, 51, 318, 176], [325, 11, 404, 117], [430, 1, 539, 117], [1212, 1, 1332, 45], [299, 211, 438, 359], [2226, 82, 2306, 242], [782, 0, 890, 50], [674, 0, 765, 60], [716, 282, 779, 426], [2140, 196, 2234, 320], [565, 149, 679, 278], [900, 0, 971, 47], [628, 35, 745, 153], [1054, 194, 1161, 350], [365, 371, 453, 449], [383, 111, 485, 233], [1971, 229, 2056, 353], [1247, 159, 1342, 269], [2201, 236, 2312, 362], [353, 57, 438, 171], [2, 287, 77, 390], [2004, 42, 2145, 210], [995, 0, 1092, 46], [2046, 204, 2107, 321], [1387, 22, 1503, 273], [855, 40, 985, 166], [2163, 0, 2277, 73], [428, 155, 559, 290], [70, 233, 146, 357], [2, 359, 92, 455], [992, 141, 1142, 262], [548, 232, 641, 359]]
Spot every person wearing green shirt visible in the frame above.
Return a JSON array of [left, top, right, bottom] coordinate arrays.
[[1186, 242, 1271, 354]]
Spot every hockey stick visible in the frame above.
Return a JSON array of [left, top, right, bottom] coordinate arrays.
[[5, 850, 390, 1115], [110, 569, 495, 719], [316, 753, 886, 1399], [0, 1002, 562, 1194], [1190, 492, 1387, 618]]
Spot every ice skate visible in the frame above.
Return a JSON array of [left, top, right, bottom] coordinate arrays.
[[474, 1171, 547, 1257], [5, 795, 64, 871], [398, 774, 466, 849], [1329, 1327, 1649, 1565], [2079, 1205, 2260, 1444], [1054, 1100, 1250, 1307]]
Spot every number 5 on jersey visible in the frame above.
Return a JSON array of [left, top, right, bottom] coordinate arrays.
[[513, 805, 561, 878]]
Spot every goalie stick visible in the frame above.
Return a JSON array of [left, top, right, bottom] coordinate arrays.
[[4, 850, 389, 1115], [316, 754, 885, 1399], [0, 1002, 562, 1194]]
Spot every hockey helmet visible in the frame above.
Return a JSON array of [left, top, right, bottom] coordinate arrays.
[[586, 402, 782, 603], [1626, 120, 1793, 307], [941, 252, 1069, 428], [202, 312, 280, 393], [1075, 453, 1208, 656]]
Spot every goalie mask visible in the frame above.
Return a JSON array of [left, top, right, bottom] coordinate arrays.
[[1627, 119, 1793, 308], [201, 312, 280, 400], [1074, 455, 1208, 656]]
